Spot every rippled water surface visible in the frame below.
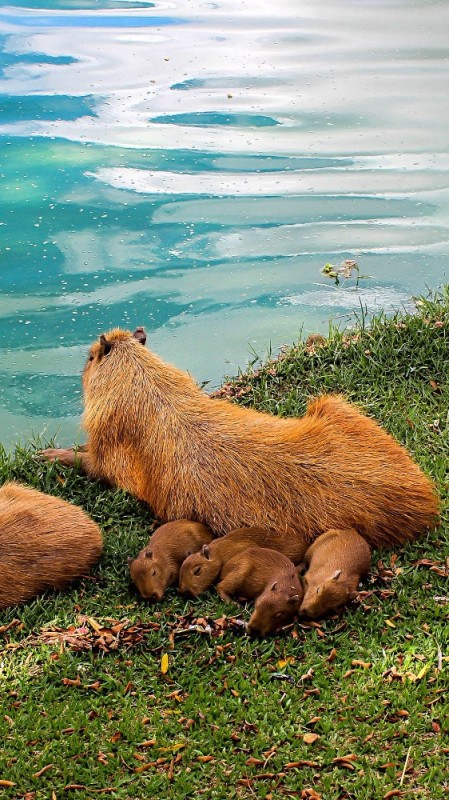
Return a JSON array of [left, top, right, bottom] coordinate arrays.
[[0, 0, 448, 447]]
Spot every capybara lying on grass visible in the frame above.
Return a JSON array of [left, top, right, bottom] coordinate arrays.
[[0, 482, 102, 608], [300, 528, 372, 619], [215, 546, 303, 637], [42, 327, 439, 550], [129, 519, 213, 601], [179, 526, 307, 597]]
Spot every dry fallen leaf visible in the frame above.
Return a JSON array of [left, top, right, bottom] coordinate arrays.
[[160, 653, 169, 674], [32, 764, 53, 779], [303, 732, 320, 744], [352, 659, 372, 669]]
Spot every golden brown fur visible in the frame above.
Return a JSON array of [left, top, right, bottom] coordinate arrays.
[[178, 526, 307, 597], [216, 546, 303, 636], [129, 519, 213, 601], [300, 528, 372, 619], [0, 482, 103, 609], [42, 327, 439, 549]]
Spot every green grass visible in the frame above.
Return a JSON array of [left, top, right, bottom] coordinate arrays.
[[0, 292, 448, 800]]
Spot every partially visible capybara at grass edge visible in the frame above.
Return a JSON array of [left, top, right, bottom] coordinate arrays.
[[129, 519, 213, 601], [300, 528, 372, 619], [0, 482, 103, 609], [215, 546, 304, 637], [179, 526, 307, 597], [42, 327, 439, 550]]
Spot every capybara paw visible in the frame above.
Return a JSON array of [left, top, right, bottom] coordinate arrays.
[[40, 448, 77, 466]]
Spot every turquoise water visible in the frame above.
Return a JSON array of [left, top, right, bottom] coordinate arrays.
[[0, 0, 448, 448]]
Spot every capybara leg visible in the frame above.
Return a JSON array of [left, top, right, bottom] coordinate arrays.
[[40, 446, 92, 473], [216, 583, 237, 603], [216, 568, 247, 603]]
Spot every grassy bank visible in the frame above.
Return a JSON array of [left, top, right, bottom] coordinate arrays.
[[0, 293, 448, 800]]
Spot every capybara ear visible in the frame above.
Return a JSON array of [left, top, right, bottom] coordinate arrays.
[[184, 549, 192, 557], [348, 590, 359, 601], [316, 585, 322, 595], [330, 569, 342, 581], [127, 556, 133, 565], [132, 327, 147, 345], [145, 550, 153, 560], [202, 544, 210, 559], [271, 581, 278, 592], [297, 562, 307, 576], [288, 594, 300, 605], [99, 335, 113, 356]]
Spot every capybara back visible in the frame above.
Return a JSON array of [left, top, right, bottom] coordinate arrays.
[[43, 327, 439, 549], [0, 482, 103, 609]]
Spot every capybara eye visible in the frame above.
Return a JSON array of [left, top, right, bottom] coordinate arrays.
[[193, 566, 201, 575], [88, 355, 94, 362]]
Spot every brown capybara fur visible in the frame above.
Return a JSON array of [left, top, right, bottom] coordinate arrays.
[[0, 482, 103, 609], [178, 526, 307, 597], [215, 546, 304, 637], [300, 528, 372, 619], [129, 519, 213, 601], [41, 327, 439, 549]]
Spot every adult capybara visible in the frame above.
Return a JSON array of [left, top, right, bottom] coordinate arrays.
[[0, 482, 103, 609], [299, 528, 372, 619], [179, 526, 307, 597], [41, 327, 439, 549], [215, 546, 303, 637], [129, 519, 213, 601]]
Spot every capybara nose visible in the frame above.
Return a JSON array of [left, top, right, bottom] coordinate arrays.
[[143, 591, 160, 602]]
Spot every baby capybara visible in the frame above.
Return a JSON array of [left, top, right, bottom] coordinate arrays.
[[178, 526, 307, 597], [300, 528, 372, 619], [215, 546, 304, 637], [0, 482, 103, 609], [41, 327, 439, 550], [129, 519, 213, 601]]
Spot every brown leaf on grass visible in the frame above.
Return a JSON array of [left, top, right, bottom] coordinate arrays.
[[246, 757, 265, 766], [326, 648, 337, 662], [383, 791, 406, 799], [63, 785, 87, 790], [196, 755, 215, 762], [0, 781, 16, 788], [138, 739, 156, 749], [351, 660, 372, 669], [0, 620, 20, 635], [110, 731, 122, 743], [303, 733, 320, 744], [62, 676, 81, 687], [32, 764, 53, 778], [332, 754, 358, 770], [237, 773, 276, 786], [134, 761, 157, 773], [284, 761, 319, 769], [301, 790, 322, 799]]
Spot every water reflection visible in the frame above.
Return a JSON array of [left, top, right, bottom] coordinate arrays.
[[0, 0, 448, 447]]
